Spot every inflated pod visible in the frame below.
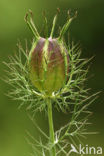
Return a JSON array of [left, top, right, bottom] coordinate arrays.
[[25, 11, 74, 96], [28, 37, 69, 95]]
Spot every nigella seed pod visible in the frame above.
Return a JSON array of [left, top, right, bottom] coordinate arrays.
[[25, 10, 75, 96], [28, 37, 69, 95]]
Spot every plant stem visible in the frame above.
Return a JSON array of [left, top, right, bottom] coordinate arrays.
[[47, 98, 56, 156], [50, 14, 57, 38]]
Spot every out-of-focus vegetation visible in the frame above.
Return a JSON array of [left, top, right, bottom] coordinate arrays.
[[0, 0, 104, 156]]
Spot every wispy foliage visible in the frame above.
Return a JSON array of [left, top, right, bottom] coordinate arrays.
[[3, 39, 99, 156], [3, 41, 47, 112]]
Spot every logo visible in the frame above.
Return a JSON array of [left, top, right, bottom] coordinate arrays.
[[69, 144, 103, 155]]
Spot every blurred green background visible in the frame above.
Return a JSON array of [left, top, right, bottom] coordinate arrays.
[[0, 0, 104, 156]]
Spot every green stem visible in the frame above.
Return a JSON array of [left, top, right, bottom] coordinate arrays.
[[50, 15, 57, 38], [25, 12, 40, 39], [47, 98, 56, 156], [58, 18, 73, 40]]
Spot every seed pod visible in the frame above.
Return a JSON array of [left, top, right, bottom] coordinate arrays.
[[25, 11, 75, 96], [28, 37, 69, 95]]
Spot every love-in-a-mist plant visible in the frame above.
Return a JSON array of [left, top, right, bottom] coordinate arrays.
[[4, 9, 99, 156]]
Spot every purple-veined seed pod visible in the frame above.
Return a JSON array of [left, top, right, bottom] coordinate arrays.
[[25, 10, 75, 96], [28, 37, 69, 95]]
